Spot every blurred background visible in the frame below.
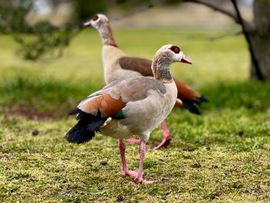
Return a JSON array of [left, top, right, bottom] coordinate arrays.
[[1, 1, 270, 202], [1, 0, 270, 117], [0, 0, 269, 119]]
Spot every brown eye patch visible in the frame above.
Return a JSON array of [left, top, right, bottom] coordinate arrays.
[[170, 46, 181, 54], [92, 15, 99, 21]]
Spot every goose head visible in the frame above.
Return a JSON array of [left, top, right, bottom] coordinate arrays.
[[152, 44, 192, 81], [83, 14, 109, 29], [155, 44, 192, 65]]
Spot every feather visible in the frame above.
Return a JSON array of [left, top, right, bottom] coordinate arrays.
[[67, 91, 127, 144], [78, 93, 126, 117], [66, 109, 107, 144], [181, 100, 201, 115], [119, 57, 153, 76]]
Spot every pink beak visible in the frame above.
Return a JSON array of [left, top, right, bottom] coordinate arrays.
[[181, 54, 192, 64], [83, 20, 92, 27]]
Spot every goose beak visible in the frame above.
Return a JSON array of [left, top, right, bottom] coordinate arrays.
[[181, 54, 192, 64], [83, 20, 92, 27]]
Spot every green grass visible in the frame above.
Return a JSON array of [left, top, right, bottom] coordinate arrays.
[[1, 28, 270, 202]]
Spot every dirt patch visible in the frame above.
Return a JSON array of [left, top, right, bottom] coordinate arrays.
[[3, 106, 58, 120]]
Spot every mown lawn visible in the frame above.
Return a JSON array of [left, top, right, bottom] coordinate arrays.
[[1, 28, 270, 202]]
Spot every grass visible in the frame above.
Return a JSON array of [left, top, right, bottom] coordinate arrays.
[[1, 27, 270, 202]]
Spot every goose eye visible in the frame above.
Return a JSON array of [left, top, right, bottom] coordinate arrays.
[[92, 15, 99, 21], [170, 46, 180, 54]]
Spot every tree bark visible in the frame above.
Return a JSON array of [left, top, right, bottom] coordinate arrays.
[[188, 0, 270, 80], [249, 0, 270, 80], [249, 35, 270, 80]]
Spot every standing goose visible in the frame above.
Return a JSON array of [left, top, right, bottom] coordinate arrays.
[[67, 44, 192, 184], [83, 14, 206, 149]]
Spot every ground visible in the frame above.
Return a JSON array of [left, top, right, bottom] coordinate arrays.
[[0, 27, 270, 202]]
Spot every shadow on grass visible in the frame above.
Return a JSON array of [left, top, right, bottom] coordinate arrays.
[[0, 76, 102, 119], [1, 77, 270, 119], [200, 80, 270, 112]]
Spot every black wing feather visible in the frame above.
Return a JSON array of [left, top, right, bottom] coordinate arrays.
[[66, 109, 107, 144]]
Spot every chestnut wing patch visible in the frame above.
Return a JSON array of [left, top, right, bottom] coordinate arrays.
[[78, 93, 126, 117], [118, 57, 153, 77]]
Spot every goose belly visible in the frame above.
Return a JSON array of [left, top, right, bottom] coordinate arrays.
[[100, 120, 140, 139]]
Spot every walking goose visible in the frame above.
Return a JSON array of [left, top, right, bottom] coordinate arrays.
[[83, 14, 206, 149], [67, 44, 192, 184]]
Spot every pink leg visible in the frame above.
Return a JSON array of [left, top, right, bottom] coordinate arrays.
[[153, 120, 172, 150], [118, 139, 137, 178], [134, 139, 155, 184]]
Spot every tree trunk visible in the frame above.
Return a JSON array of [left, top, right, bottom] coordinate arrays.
[[249, 35, 270, 80], [249, 0, 270, 80]]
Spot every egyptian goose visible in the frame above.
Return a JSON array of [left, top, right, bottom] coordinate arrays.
[[83, 14, 207, 149], [67, 44, 192, 184]]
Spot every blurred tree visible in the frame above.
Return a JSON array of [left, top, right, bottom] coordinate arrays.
[[156, 0, 270, 80], [0, 0, 120, 60], [111, 0, 270, 81], [183, 0, 270, 80], [0, 0, 80, 60], [0, 0, 32, 33]]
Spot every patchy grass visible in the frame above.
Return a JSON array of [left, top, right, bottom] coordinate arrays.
[[1, 28, 270, 202]]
